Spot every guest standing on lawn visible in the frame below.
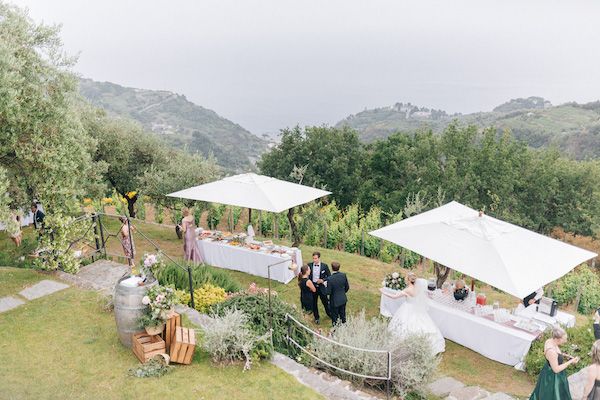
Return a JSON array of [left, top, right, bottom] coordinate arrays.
[[118, 216, 135, 268], [583, 340, 600, 400], [308, 251, 331, 324], [8, 213, 22, 247], [298, 264, 316, 318], [530, 327, 578, 400], [324, 261, 349, 325], [181, 207, 203, 264]]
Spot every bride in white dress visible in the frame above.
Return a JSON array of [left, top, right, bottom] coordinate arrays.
[[380, 272, 445, 354]]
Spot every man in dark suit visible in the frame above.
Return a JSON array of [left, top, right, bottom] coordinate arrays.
[[324, 261, 350, 325], [308, 251, 331, 324], [31, 203, 45, 235]]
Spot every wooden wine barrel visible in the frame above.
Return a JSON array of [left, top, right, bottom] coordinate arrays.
[[114, 276, 157, 348]]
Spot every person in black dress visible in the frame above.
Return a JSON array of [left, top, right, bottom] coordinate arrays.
[[583, 340, 600, 400], [298, 264, 317, 316]]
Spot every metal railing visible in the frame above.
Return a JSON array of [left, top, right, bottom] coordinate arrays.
[[285, 313, 392, 399], [61, 212, 196, 308]]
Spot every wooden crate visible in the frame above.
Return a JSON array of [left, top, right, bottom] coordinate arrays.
[[163, 312, 181, 351], [169, 326, 196, 365], [132, 333, 166, 363]]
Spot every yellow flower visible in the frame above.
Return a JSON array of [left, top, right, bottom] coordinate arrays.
[[102, 197, 113, 204], [126, 191, 137, 199], [83, 198, 92, 204]]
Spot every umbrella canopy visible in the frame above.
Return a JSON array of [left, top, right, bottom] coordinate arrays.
[[167, 173, 331, 213], [369, 201, 597, 299]]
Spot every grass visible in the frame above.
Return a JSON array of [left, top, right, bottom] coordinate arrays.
[[0, 271, 324, 400], [1, 213, 539, 397], [0, 267, 46, 297]]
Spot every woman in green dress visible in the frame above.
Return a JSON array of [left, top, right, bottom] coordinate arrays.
[[530, 327, 579, 400]]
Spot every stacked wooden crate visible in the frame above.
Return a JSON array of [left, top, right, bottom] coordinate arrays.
[[163, 312, 181, 350], [170, 326, 196, 365]]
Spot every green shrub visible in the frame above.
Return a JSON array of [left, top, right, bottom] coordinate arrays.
[[209, 293, 311, 356], [202, 309, 271, 370], [193, 283, 227, 312], [552, 265, 600, 314], [525, 323, 595, 378], [154, 262, 241, 293]]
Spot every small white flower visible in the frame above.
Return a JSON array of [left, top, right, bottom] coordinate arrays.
[[142, 296, 150, 305], [391, 272, 399, 279], [381, 280, 386, 286]]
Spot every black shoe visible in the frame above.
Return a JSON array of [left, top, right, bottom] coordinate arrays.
[[315, 319, 320, 325]]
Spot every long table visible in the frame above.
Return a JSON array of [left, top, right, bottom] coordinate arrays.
[[196, 239, 301, 284], [380, 289, 539, 367]]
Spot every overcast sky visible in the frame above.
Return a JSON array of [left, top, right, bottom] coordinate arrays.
[[9, 0, 600, 134]]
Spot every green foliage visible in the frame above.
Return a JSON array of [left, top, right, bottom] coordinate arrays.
[[154, 262, 241, 293], [553, 265, 600, 314], [232, 207, 243, 229], [0, 4, 105, 213], [192, 284, 227, 312], [210, 293, 311, 357], [258, 125, 363, 207], [128, 356, 173, 378], [206, 204, 226, 230], [33, 214, 95, 274], [155, 205, 164, 224], [202, 309, 272, 371], [525, 324, 595, 378]]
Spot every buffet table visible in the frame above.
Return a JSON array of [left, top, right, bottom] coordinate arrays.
[[196, 239, 301, 284], [380, 286, 541, 367]]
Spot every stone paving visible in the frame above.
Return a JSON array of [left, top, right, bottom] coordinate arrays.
[[18, 280, 69, 300], [56, 259, 129, 295], [426, 377, 517, 400], [0, 279, 70, 314], [0, 296, 26, 313]]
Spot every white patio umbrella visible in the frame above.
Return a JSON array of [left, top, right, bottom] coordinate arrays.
[[369, 201, 597, 299], [167, 172, 331, 213]]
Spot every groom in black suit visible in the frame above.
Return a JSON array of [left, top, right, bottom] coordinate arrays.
[[324, 261, 350, 325], [308, 251, 331, 324]]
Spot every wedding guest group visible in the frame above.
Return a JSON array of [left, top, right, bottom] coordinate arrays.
[[298, 252, 350, 326]]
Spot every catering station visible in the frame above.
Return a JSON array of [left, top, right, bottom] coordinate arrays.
[[372, 201, 596, 369], [195, 229, 301, 283]]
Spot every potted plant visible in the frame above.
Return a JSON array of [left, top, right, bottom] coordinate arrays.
[[138, 285, 176, 335]]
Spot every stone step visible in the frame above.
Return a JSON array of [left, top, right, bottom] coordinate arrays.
[[446, 386, 490, 400], [0, 296, 26, 313], [428, 377, 466, 397]]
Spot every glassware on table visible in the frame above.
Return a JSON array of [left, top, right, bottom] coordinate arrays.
[[493, 301, 500, 310], [427, 278, 436, 291], [441, 281, 451, 294], [476, 292, 487, 306]]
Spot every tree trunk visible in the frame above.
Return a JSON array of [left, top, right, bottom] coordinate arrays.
[[126, 194, 138, 218], [287, 208, 301, 247], [434, 261, 451, 288]]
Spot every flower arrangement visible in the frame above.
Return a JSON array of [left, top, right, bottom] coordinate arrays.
[[138, 285, 176, 329], [382, 271, 406, 291], [141, 252, 165, 277]]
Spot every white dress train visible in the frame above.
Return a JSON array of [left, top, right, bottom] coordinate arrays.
[[387, 279, 445, 354]]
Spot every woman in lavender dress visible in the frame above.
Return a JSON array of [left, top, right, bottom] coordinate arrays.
[[181, 208, 203, 264]]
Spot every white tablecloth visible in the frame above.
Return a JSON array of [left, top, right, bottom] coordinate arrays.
[[516, 304, 576, 328], [380, 291, 538, 367], [197, 239, 301, 283]]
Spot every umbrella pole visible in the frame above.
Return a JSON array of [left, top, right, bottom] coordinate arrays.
[[248, 208, 252, 226], [471, 278, 475, 292]]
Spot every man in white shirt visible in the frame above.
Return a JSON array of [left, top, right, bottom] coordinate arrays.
[[308, 251, 331, 324]]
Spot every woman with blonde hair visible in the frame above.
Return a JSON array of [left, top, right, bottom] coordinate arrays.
[[380, 271, 445, 354], [530, 326, 578, 400], [583, 340, 600, 399], [181, 207, 203, 264]]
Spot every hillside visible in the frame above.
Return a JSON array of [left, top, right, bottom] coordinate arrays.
[[337, 97, 600, 159], [79, 79, 268, 171]]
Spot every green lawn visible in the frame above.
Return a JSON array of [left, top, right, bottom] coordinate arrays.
[[0, 215, 537, 397], [0, 273, 324, 400]]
